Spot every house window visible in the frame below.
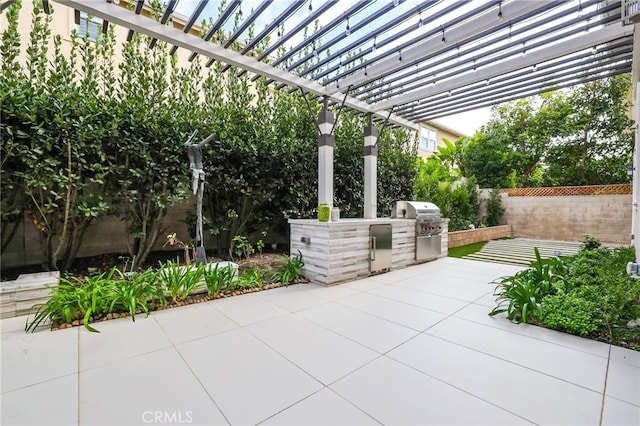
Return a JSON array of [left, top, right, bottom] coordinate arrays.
[[77, 11, 102, 42], [420, 126, 437, 151]]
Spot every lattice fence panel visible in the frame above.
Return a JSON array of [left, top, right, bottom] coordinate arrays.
[[500, 184, 632, 197]]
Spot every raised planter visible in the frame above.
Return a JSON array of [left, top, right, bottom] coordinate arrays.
[[448, 225, 512, 248], [0, 271, 60, 319]]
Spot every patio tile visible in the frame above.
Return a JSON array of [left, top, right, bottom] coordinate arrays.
[[79, 347, 226, 426], [337, 292, 447, 331], [1, 316, 33, 334], [370, 284, 469, 315], [78, 315, 172, 371], [438, 259, 524, 281], [177, 328, 322, 425], [331, 356, 529, 425], [254, 283, 328, 312], [1, 325, 77, 392], [472, 291, 500, 308], [425, 316, 607, 391], [610, 345, 640, 367], [299, 302, 419, 353], [151, 302, 237, 345], [262, 388, 380, 425], [453, 303, 611, 358], [247, 314, 378, 385], [340, 276, 390, 292], [601, 396, 640, 426], [605, 357, 640, 406], [388, 333, 602, 425], [305, 284, 360, 301], [209, 291, 289, 326], [1, 374, 78, 426], [393, 276, 491, 302]]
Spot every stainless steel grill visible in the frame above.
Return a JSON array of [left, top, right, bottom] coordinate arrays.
[[391, 201, 443, 262]]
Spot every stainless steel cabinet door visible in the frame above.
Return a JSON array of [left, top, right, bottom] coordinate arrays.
[[370, 224, 392, 273]]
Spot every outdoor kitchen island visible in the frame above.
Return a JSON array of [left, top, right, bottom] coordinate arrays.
[[289, 216, 449, 286]]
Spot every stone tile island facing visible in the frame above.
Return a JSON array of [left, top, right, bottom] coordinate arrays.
[[289, 218, 449, 285]]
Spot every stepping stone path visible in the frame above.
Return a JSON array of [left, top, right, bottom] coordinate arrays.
[[463, 238, 582, 266]]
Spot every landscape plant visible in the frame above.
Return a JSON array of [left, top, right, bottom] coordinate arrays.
[[489, 247, 563, 322], [26, 267, 120, 333], [203, 263, 236, 295], [157, 260, 205, 303], [272, 250, 305, 286], [107, 268, 164, 321], [489, 238, 640, 349]]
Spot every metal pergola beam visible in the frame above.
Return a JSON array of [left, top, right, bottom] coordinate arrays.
[[329, 0, 544, 94], [52, 0, 415, 129], [374, 22, 633, 111], [357, 0, 610, 102]]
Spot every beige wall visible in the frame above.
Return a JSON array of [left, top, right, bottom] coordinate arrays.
[[501, 193, 632, 245], [416, 123, 463, 160], [3, 1, 212, 81]]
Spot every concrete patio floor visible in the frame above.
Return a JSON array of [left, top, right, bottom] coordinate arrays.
[[1, 257, 639, 426]]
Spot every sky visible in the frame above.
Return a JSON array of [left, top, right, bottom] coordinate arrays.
[[435, 107, 492, 136]]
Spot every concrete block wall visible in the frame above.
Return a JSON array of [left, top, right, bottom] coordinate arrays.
[[501, 193, 631, 244], [448, 225, 512, 248]]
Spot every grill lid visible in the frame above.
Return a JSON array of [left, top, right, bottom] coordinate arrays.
[[391, 201, 441, 219]]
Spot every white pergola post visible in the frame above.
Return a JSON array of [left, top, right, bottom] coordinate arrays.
[[630, 23, 640, 271], [363, 114, 378, 219], [317, 104, 334, 208], [633, 82, 640, 265]]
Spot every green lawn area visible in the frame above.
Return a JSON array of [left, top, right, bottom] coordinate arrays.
[[448, 241, 488, 258]]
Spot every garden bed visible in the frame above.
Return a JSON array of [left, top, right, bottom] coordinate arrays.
[[24, 251, 305, 333], [488, 239, 640, 351]]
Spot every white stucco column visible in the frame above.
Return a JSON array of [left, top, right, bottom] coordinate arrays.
[[364, 114, 378, 219], [318, 106, 334, 208]]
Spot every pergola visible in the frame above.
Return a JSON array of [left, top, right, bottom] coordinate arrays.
[[10, 0, 640, 266]]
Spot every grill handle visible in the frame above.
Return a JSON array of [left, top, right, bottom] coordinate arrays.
[[370, 236, 376, 261]]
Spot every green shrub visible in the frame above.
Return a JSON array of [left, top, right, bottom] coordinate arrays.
[[233, 268, 263, 290], [271, 251, 305, 286], [580, 234, 602, 252], [157, 260, 205, 302], [26, 268, 120, 333], [107, 268, 164, 321], [485, 188, 505, 227], [204, 263, 236, 295], [489, 247, 564, 323], [541, 291, 602, 335]]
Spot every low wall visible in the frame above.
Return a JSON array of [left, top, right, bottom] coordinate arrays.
[[500, 189, 632, 244], [448, 225, 512, 248]]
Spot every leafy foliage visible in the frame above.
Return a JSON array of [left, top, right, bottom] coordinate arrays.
[[2, 0, 417, 270], [485, 189, 505, 227], [271, 250, 305, 286], [203, 263, 236, 295], [156, 260, 205, 303], [465, 75, 632, 188], [490, 240, 640, 346], [489, 248, 563, 322]]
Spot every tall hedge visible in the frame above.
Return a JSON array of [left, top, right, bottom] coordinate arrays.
[[0, 0, 417, 270]]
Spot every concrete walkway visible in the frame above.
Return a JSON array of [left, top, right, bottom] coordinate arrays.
[[463, 238, 582, 266], [1, 257, 638, 425]]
